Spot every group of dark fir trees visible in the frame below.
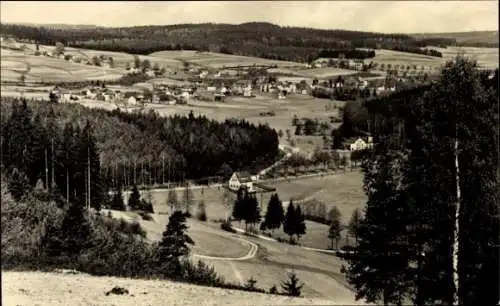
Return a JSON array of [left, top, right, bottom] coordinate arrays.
[[232, 189, 307, 244], [0, 99, 280, 196], [0, 22, 453, 63], [344, 57, 499, 305]]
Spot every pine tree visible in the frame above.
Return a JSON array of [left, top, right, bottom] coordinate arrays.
[[344, 150, 412, 305], [294, 205, 306, 240], [280, 271, 303, 297], [232, 187, 247, 225], [42, 199, 93, 259], [157, 211, 194, 278], [328, 206, 342, 250], [110, 188, 126, 211], [244, 193, 261, 231], [128, 184, 141, 211], [262, 193, 285, 234], [283, 201, 296, 243]]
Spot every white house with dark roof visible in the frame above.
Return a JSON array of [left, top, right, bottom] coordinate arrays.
[[228, 171, 256, 192]]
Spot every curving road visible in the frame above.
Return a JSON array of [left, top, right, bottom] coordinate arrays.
[[192, 235, 259, 261]]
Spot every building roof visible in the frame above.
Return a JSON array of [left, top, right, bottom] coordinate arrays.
[[234, 171, 252, 183]]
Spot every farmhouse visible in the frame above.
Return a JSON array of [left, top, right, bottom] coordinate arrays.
[[349, 137, 374, 151], [228, 171, 256, 192]]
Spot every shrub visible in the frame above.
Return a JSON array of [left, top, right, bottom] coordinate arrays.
[[138, 211, 153, 221], [269, 285, 278, 294], [220, 220, 236, 233]]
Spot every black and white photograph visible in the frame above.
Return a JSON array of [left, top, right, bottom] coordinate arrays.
[[1, 1, 498, 305]]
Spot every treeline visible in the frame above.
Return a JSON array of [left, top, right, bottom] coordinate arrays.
[[1, 22, 454, 63], [315, 49, 376, 60], [343, 59, 499, 305], [391, 45, 443, 57], [0, 99, 280, 191]]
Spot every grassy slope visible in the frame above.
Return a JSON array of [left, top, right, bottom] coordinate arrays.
[[149, 50, 307, 69], [117, 171, 366, 298], [2, 271, 366, 306]]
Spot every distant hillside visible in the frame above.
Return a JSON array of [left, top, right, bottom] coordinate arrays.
[[412, 31, 498, 47], [0, 22, 451, 63]]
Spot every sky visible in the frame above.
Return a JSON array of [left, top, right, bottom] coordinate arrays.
[[1, 1, 498, 34]]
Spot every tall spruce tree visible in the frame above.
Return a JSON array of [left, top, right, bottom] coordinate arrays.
[[244, 193, 261, 231], [283, 201, 296, 243], [157, 211, 194, 278], [128, 184, 141, 211], [294, 205, 306, 240], [262, 193, 285, 233], [345, 149, 412, 305]]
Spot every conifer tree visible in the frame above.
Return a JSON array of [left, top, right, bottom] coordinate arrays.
[[42, 199, 93, 259], [262, 193, 285, 233], [294, 205, 306, 240], [110, 188, 126, 211], [280, 271, 303, 297], [283, 201, 296, 243], [232, 187, 247, 225], [128, 184, 141, 211], [157, 211, 194, 278], [244, 193, 261, 231]]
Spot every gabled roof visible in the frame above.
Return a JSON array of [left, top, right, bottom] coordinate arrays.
[[233, 171, 252, 183]]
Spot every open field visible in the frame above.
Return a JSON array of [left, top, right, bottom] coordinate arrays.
[[149, 50, 307, 69], [20, 43, 185, 71], [107, 207, 360, 300], [1, 48, 125, 83], [2, 271, 363, 306], [297, 67, 361, 79], [370, 47, 499, 71], [434, 46, 499, 69]]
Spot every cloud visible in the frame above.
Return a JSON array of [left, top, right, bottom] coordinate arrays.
[[1, 1, 498, 33]]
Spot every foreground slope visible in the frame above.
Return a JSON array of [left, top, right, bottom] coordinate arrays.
[[2, 271, 366, 306]]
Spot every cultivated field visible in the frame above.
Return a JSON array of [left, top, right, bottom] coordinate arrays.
[[3, 271, 365, 306], [1, 48, 125, 83], [20, 43, 186, 71], [370, 47, 499, 71], [149, 50, 307, 69], [297, 67, 361, 79], [434, 46, 499, 69]]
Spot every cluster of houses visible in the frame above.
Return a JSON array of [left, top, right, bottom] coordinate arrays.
[[310, 58, 365, 70]]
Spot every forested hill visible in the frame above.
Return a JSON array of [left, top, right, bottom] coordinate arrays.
[[411, 31, 499, 47], [0, 22, 454, 62]]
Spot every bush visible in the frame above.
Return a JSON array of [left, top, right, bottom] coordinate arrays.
[[220, 220, 236, 233], [138, 211, 153, 221], [269, 285, 278, 294]]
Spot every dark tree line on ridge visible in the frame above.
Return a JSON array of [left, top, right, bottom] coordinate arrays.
[[1, 22, 451, 63], [0, 99, 280, 202], [343, 59, 498, 305]]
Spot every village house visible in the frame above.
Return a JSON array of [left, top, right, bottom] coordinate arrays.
[[349, 137, 374, 151], [228, 171, 256, 192]]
